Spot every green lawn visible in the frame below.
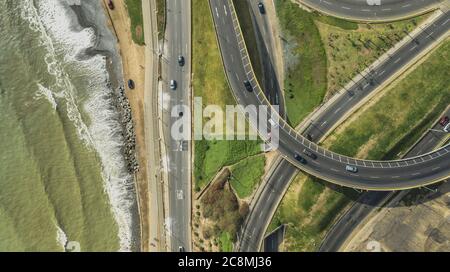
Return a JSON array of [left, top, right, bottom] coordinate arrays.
[[194, 139, 262, 190], [230, 155, 266, 199], [219, 231, 233, 252], [125, 0, 145, 45], [275, 0, 328, 127], [269, 40, 450, 251]]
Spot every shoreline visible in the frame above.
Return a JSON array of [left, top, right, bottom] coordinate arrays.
[[98, 0, 152, 252], [68, 0, 142, 251]]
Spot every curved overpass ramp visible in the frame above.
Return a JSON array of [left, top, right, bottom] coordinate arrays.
[[298, 0, 442, 22], [210, 0, 450, 190]]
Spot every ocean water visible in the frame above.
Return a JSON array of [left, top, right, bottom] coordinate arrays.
[[0, 0, 138, 251]]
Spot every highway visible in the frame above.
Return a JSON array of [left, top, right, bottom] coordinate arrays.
[[209, 0, 450, 251], [299, 0, 442, 22], [162, 0, 192, 251], [319, 108, 450, 251], [246, 0, 285, 114], [211, 0, 450, 191]]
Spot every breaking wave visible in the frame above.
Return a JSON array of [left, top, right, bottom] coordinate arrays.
[[21, 0, 136, 251]]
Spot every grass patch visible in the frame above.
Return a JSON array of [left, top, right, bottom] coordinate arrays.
[[275, 0, 328, 127], [155, 0, 166, 40], [194, 139, 262, 190], [125, 0, 145, 45], [230, 155, 266, 199], [219, 231, 234, 252], [317, 15, 427, 95], [269, 40, 450, 251], [297, 177, 325, 212]]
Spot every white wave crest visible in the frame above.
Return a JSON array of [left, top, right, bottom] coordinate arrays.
[[35, 83, 58, 110], [56, 225, 69, 251]]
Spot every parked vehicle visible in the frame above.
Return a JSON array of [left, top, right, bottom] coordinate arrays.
[[303, 149, 317, 160], [345, 165, 358, 173], [170, 80, 177, 90], [107, 0, 114, 10], [439, 116, 449, 126], [128, 79, 135, 90], [244, 80, 253, 92], [294, 153, 307, 164], [258, 2, 266, 14]]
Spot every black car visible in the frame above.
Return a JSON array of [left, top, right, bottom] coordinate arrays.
[[294, 153, 307, 164], [303, 149, 317, 160], [258, 2, 266, 14], [128, 79, 135, 90], [178, 55, 185, 66], [244, 80, 253, 92]]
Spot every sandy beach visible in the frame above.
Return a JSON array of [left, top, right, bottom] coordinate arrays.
[[100, 0, 150, 252]]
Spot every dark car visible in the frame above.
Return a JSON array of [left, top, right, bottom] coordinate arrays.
[[128, 79, 135, 90], [178, 55, 185, 66], [108, 0, 115, 10], [258, 2, 266, 14], [244, 80, 253, 92], [439, 116, 449, 126], [303, 149, 317, 160], [294, 153, 307, 164]]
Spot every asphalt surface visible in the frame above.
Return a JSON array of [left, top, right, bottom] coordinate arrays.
[[209, 0, 450, 251], [300, 0, 442, 21], [263, 224, 286, 252], [212, 0, 450, 191], [246, 0, 285, 115], [319, 108, 450, 251], [238, 158, 298, 251], [163, 0, 192, 252]]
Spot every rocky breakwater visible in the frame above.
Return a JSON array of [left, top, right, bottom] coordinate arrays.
[[116, 85, 139, 174]]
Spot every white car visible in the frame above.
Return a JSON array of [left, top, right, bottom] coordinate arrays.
[[177, 190, 184, 200], [444, 123, 450, 133], [170, 80, 177, 90]]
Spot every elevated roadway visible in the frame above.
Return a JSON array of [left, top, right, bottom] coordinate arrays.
[[298, 0, 442, 22], [211, 0, 450, 192]]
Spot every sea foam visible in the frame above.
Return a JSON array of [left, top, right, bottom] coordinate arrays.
[[21, 0, 136, 251]]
